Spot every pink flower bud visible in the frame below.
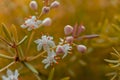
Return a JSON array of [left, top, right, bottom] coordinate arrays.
[[77, 45, 87, 53], [65, 36, 74, 43], [29, 1, 38, 10], [56, 45, 63, 54], [64, 25, 73, 35], [42, 18, 52, 26], [50, 1, 60, 8], [41, 6, 50, 14], [77, 25, 85, 35]]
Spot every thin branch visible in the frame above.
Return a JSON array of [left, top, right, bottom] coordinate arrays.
[[0, 61, 15, 72], [27, 51, 46, 61], [0, 53, 14, 60], [0, 36, 12, 47]]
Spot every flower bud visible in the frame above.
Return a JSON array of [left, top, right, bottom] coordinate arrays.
[[64, 25, 73, 35], [50, 1, 60, 8], [41, 6, 50, 14], [56, 45, 63, 54], [65, 36, 74, 43], [77, 25, 85, 35], [29, 1, 38, 10], [42, 18, 52, 26], [77, 45, 87, 53]]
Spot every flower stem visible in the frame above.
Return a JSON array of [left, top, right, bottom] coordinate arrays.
[[0, 61, 15, 72], [27, 51, 46, 61]]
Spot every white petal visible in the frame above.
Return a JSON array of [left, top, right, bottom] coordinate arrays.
[[7, 69, 13, 77], [14, 70, 19, 77], [34, 39, 42, 44], [48, 41, 55, 47], [2, 76, 9, 80], [44, 63, 50, 69], [42, 58, 49, 64], [21, 24, 27, 29], [37, 43, 42, 51], [62, 52, 68, 59], [31, 16, 36, 20]]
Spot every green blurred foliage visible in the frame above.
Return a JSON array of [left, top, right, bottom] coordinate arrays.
[[0, 0, 120, 80]]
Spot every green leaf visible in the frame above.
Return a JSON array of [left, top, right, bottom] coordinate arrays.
[[10, 24, 18, 43], [104, 59, 119, 63], [60, 77, 70, 80], [23, 62, 39, 74], [25, 31, 35, 54], [1, 23, 12, 41], [48, 68, 55, 80]]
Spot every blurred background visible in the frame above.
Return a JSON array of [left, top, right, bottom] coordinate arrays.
[[0, 0, 120, 80]]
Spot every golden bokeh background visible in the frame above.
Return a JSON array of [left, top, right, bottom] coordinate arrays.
[[0, 0, 120, 80]]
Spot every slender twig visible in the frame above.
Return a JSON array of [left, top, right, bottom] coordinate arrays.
[[27, 47, 56, 61], [34, 73, 42, 80], [27, 51, 46, 61], [0, 53, 14, 60], [0, 61, 15, 72], [0, 36, 12, 47], [17, 35, 28, 46]]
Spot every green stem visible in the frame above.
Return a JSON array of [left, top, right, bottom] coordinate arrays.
[[0, 53, 14, 60], [27, 51, 46, 61]]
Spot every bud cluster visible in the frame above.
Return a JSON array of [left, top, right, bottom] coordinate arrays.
[[64, 24, 87, 53]]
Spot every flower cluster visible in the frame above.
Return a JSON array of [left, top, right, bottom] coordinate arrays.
[[0, 0, 99, 80], [33, 23, 98, 69], [21, 16, 52, 31], [21, 16, 41, 31], [64, 24, 87, 53], [34, 35, 72, 69]]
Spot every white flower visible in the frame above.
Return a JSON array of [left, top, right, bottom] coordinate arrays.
[[62, 44, 72, 58], [34, 35, 55, 52], [56, 44, 72, 59], [42, 50, 57, 69], [2, 69, 19, 80], [21, 16, 41, 31]]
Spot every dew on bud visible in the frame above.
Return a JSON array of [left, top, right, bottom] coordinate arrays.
[[42, 18, 52, 26], [29, 1, 38, 10], [64, 25, 73, 35], [77, 45, 87, 53], [50, 1, 60, 8]]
